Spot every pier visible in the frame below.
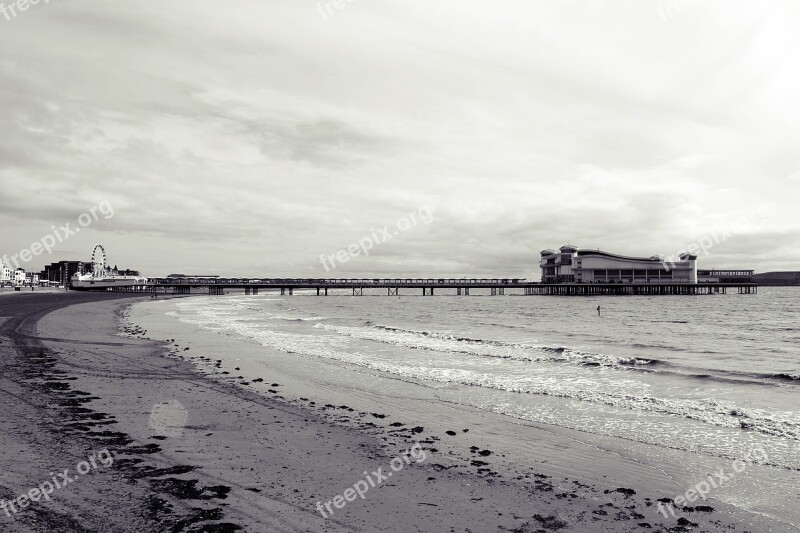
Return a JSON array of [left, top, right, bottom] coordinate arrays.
[[87, 278, 758, 296]]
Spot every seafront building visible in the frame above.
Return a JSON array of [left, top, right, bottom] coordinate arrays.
[[0, 259, 11, 284], [540, 245, 758, 285], [41, 260, 90, 288], [40, 252, 141, 288], [0, 264, 39, 287], [540, 245, 699, 283]]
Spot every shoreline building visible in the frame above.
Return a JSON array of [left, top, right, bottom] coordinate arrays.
[[0, 258, 11, 285], [41, 249, 141, 288], [41, 260, 90, 288], [540, 245, 698, 284]]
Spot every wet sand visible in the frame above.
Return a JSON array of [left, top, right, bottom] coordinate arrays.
[[0, 292, 790, 532]]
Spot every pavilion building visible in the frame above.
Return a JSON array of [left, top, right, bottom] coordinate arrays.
[[540, 245, 698, 284]]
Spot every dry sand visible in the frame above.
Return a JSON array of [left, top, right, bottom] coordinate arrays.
[[0, 292, 789, 532]]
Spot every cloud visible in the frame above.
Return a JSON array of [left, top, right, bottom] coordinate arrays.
[[1, 0, 798, 276]]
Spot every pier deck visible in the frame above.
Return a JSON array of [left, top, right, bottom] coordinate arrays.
[[82, 278, 758, 296]]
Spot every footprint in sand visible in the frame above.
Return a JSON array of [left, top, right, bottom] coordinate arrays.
[[149, 399, 188, 438]]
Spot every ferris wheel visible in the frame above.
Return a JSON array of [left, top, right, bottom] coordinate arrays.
[[91, 244, 107, 277]]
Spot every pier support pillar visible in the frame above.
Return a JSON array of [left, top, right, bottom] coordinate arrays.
[[388, 287, 398, 296]]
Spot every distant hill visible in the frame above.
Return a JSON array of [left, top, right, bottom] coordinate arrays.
[[754, 272, 800, 286]]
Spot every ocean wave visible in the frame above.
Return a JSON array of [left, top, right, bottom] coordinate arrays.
[[313, 323, 659, 368], [268, 314, 328, 322], [629, 342, 683, 352], [164, 307, 800, 445], [223, 300, 327, 322], [694, 367, 800, 387], [768, 373, 800, 382]]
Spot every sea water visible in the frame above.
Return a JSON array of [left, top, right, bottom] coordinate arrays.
[[128, 287, 800, 526]]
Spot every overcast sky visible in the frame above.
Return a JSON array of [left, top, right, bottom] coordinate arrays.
[[1, 0, 798, 277]]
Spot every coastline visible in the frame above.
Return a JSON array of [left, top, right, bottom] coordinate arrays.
[[0, 292, 794, 532]]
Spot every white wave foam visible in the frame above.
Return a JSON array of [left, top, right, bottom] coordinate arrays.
[[314, 323, 654, 368], [168, 306, 800, 444]]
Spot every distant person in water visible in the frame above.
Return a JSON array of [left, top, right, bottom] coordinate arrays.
[[597, 305, 601, 316]]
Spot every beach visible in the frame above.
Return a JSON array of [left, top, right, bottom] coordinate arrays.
[[0, 291, 794, 532]]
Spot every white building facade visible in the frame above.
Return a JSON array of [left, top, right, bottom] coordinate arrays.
[[14, 268, 27, 285], [540, 245, 698, 284], [0, 259, 11, 284]]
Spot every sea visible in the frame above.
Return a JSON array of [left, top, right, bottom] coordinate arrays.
[[127, 287, 800, 528]]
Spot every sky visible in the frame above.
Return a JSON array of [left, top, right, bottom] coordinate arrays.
[[1, 0, 799, 277]]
